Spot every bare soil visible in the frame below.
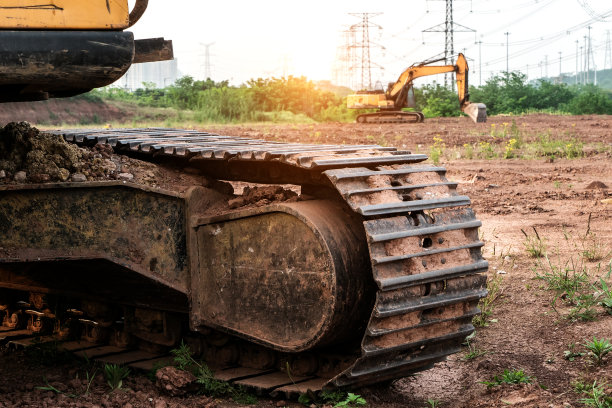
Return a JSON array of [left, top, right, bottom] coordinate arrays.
[[1, 111, 611, 407]]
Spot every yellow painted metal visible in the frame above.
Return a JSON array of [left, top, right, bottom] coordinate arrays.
[[347, 93, 389, 109], [0, 0, 129, 29]]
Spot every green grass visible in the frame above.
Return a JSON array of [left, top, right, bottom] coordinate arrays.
[[530, 224, 611, 322], [576, 380, 612, 408]]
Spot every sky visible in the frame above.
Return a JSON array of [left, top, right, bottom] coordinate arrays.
[[129, 0, 612, 88]]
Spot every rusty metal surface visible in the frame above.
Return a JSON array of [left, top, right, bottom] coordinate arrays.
[[190, 200, 372, 352], [323, 164, 488, 387], [0, 183, 190, 294]]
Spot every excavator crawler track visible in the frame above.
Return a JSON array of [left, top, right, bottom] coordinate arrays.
[[356, 111, 425, 124], [1, 128, 487, 395]]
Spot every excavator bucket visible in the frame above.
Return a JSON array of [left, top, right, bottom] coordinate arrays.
[[462, 102, 488, 123]]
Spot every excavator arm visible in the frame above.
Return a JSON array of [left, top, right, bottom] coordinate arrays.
[[387, 53, 486, 123]]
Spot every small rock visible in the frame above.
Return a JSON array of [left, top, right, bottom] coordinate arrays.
[[0, 169, 5, 178], [14, 171, 27, 182], [30, 173, 50, 183], [58, 168, 70, 182], [71, 173, 87, 182], [497, 270, 507, 274], [276, 401, 286, 407], [228, 197, 244, 209], [118, 172, 134, 181], [155, 366, 198, 396], [602, 198, 612, 205], [470, 174, 485, 183], [154, 400, 167, 408], [504, 256, 512, 261]]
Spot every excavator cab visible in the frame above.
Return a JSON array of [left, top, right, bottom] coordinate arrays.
[[0, 0, 171, 102]]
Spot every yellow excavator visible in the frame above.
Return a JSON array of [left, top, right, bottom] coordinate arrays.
[[347, 54, 487, 124], [0, 0, 488, 396]]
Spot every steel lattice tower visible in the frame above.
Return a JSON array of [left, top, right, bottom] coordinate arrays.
[[348, 12, 383, 90], [202, 42, 215, 80], [423, 0, 475, 90]]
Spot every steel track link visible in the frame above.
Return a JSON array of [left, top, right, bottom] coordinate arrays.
[[40, 128, 488, 392]]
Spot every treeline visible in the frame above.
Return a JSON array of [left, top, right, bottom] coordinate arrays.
[[414, 72, 612, 117], [88, 71, 612, 123], [89, 76, 354, 123]]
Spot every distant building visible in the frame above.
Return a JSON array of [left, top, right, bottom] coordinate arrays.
[[114, 59, 179, 90]]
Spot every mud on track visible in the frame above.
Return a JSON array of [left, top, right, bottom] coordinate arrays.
[[1, 114, 611, 408]]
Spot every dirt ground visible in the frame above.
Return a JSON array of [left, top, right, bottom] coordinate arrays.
[[1, 112, 611, 407]]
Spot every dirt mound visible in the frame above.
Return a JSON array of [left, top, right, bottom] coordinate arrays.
[[586, 180, 608, 189], [0, 98, 129, 126], [0, 122, 82, 182]]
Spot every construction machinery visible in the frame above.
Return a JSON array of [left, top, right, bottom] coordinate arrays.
[[0, 1, 488, 397], [347, 54, 487, 124]]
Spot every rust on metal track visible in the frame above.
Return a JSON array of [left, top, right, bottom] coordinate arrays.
[[6, 128, 488, 393]]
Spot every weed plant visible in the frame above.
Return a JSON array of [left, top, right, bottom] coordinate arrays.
[[531, 223, 611, 321], [429, 136, 445, 165], [583, 337, 612, 365], [298, 390, 366, 408], [564, 343, 585, 361], [577, 381, 612, 408], [472, 275, 503, 327], [521, 227, 546, 258], [170, 342, 257, 404], [462, 332, 488, 361], [481, 369, 533, 388], [104, 363, 130, 391], [426, 399, 441, 407]]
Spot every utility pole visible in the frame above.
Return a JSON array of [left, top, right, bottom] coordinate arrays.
[[575, 40, 579, 84], [582, 35, 589, 85], [539, 61, 543, 78], [505, 32, 510, 78], [545, 55, 548, 78], [587, 26, 592, 83], [558, 51, 562, 78], [477, 40, 482, 86], [349, 12, 383, 90], [580, 45, 584, 84], [423, 0, 475, 90], [604, 30, 612, 70]]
